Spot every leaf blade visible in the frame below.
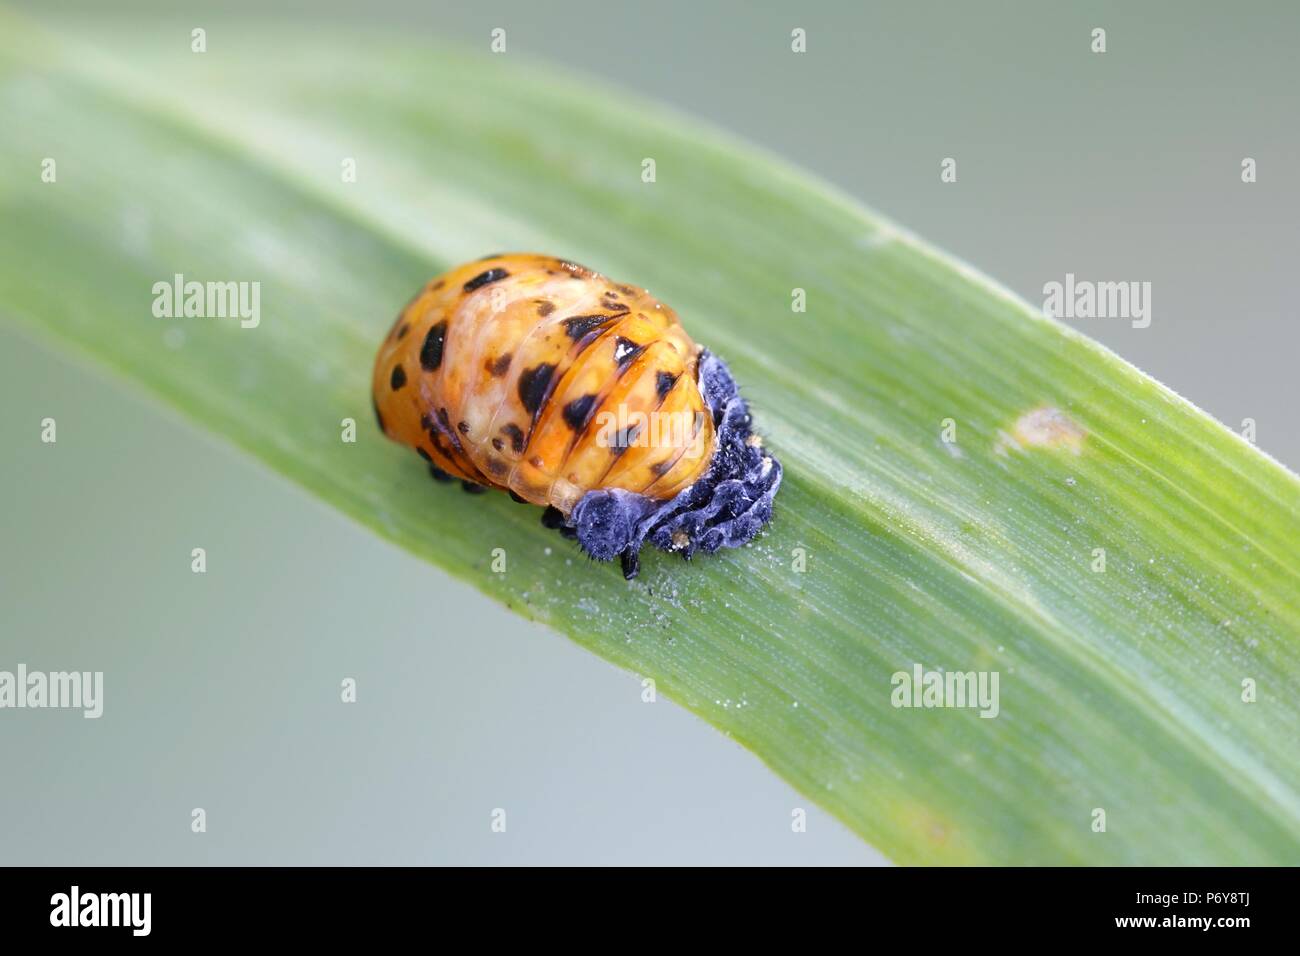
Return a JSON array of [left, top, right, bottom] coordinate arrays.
[[2, 12, 1297, 864]]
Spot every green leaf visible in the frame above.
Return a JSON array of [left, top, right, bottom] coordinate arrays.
[[2, 10, 1297, 864]]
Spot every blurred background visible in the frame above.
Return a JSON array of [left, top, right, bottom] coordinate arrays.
[[2, 0, 1296, 864]]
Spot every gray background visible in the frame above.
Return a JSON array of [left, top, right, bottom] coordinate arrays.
[[2, 0, 1296, 865]]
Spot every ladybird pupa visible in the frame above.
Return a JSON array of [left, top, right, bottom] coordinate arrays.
[[372, 253, 782, 578]]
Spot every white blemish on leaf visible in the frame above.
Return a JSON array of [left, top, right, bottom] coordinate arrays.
[[995, 405, 1086, 456]]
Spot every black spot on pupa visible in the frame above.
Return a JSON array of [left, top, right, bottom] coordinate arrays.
[[421, 420, 458, 470], [650, 457, 676, 477], [429, 465, 453, 482], [463, 268, 509, 292], [501, 423, 526, 454], [486, 458, 509, 477], [461, 481, 486, 493], [390, 365, 407, 390], [396, 322, 410, 339], [491, 437, 505, 452], [564, 314, 615, 340], [417, 448, 432, 463], [655, 370, 678, 399], [563, 394, 598, 430], [540, 505, 567, 529], [457, 421, 470, 435], [487, 353, 512, 377], [610, 424, 641, 455], [420, 321, 447, 371], [434, 407, 466, 454], [509, 490, 528, 504], [613, 337, 645, 366], [423, 415, 444, 449], [537, 300, 556, 317], [518, 363, 556, 415], [372, 398, 386, 434]]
